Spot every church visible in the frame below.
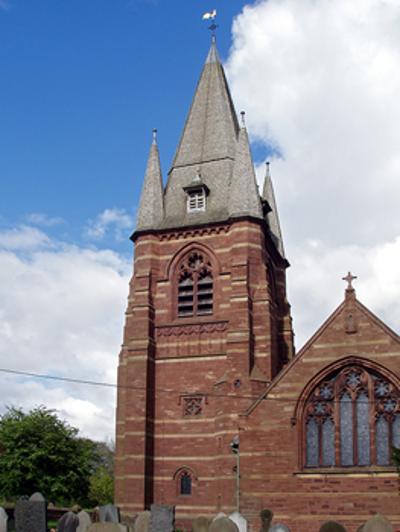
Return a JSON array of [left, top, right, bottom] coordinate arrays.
[[114, 36, 400, 531]]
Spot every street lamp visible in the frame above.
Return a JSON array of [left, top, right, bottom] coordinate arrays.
[[230, 435, 240, 512]]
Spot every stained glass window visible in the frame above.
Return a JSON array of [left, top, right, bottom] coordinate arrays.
[[304, 365, 400, 468]]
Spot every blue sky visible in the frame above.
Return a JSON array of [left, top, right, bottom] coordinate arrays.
[[1, 0, 400, 439], [1, 0, 253, 252]]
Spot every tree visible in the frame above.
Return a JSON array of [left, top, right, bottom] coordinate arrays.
[[88, 466, 114, 505], [0, 406, 99, 505], [394, 446, 400, 468]]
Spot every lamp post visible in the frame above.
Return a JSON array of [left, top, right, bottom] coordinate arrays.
[[230, 435, 240, 512]]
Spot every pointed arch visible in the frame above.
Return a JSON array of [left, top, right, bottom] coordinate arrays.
[[165, 241, 220, 280], [296, 357, 400, 469], [172, 466, 198, 497], [166, 243, 219, 319]]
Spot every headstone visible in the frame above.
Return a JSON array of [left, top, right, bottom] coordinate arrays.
[[192, 516, 211, 531], [319, 522, 347, 532], [209, 517, 239, 532], [15, 492, 47, 532], [229, 511, 248, 532], [121, 515, 136, 531], [270, 525, 291, 532], [99, 505, 120, 523], [149, 504, 174, 532], [0, 507, 8, 532], [260, 509, 274, 532], [57, 511, 80, 532], [87, 525, 128, 532], [77, 510, 92, 532], [213, 513, 227, 521], [363, 514, 393, 532], [134, 511, 150, 532]]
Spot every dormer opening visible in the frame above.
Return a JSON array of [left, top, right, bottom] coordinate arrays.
[[187, 187, 206, 213]]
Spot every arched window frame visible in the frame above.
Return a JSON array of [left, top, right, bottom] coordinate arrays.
[[176, 250, 213, 318], [297, 358, 400, 470], [173, 467, 197, 497]]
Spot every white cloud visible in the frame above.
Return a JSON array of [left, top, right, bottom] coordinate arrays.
[[0, 225, 52, 251], [25, 212, 65, 227], [86, 208, 134, 241], [0, 225, 130, 440], [227, 0, 400, 347]]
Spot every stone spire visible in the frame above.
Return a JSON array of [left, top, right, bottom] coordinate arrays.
[[229, 113, 263, 220], [161, 37, 240, 229], [262, 162, 285, 257], [136, 129, 164, 230]]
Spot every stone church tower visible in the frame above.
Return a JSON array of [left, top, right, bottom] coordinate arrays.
[[115, 37, 294, 519], [115, 37, 400, 531]]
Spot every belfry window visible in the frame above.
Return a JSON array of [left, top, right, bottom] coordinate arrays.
[[304, 365, 400, 468], [177, 251, 213, 317]]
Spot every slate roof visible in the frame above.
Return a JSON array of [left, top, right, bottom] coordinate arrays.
[[229, 124, 263, 220], [262, 163, 285, 257], [136, 133, 164, 230], [135, 38, 284, 258]]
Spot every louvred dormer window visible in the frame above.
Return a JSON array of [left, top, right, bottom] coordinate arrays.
[[187, 188, 206, 212], [183, 171, 209, 214]]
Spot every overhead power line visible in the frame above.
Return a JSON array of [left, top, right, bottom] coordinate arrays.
[[0, 367, 394, 407]]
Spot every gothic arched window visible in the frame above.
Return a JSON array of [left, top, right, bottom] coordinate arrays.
[[303, 365, 400, 468], [174, 468, 195, 496], [177, 251, 213, 317]]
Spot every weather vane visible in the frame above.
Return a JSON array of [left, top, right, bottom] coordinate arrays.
[[202, 9, 218, 37]]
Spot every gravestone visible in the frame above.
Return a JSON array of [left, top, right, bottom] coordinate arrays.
[[77, 510, 92, 532], [134, 511, 150, 532], [192, 516, 211, 531], [229, 511, 248, 532], [260, 509, 274, 532], [270, 524, 291, 532], [149, 504, 174, 532], [209, 516, 239, 532], [57, 511, 80, 532], [363, 514, 393, 532], [87, 525, 128, 532], [15, 492, 47, 532], [0, 507, 8, 532], [213, 513, 227, 521], [319, 522, 347, 532], [99, 505, 120, 523]]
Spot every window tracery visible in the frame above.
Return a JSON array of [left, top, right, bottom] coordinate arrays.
[[177, 251, 213, 317], [304, 365, 400, 468]]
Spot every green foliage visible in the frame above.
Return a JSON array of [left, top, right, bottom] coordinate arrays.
[[88, 466, 114, 505], [393, 445, 400, 468], [0, 406, 99, 505]]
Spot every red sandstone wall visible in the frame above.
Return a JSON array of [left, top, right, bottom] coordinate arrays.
[[240, 293, 400, 532], [115, 219, 293, 523]]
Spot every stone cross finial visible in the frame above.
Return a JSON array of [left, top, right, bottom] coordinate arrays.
[[342, 271, 357, 290], [240, 111, 246, 127], [152, 128, 158, 144]]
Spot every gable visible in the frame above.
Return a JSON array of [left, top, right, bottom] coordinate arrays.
[[245, 290, 400, 417]]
